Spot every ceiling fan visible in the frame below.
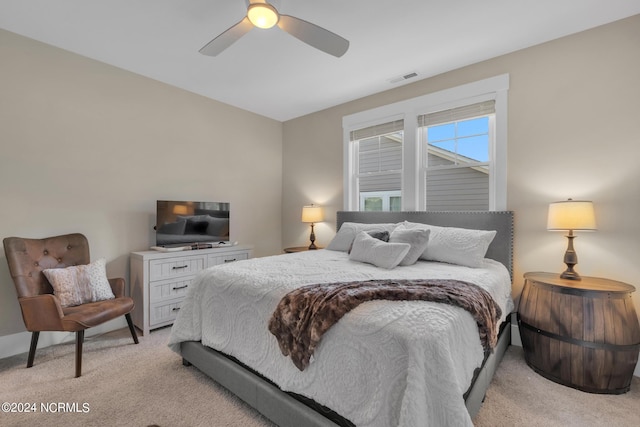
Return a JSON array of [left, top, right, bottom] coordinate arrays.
[[199, 0, 349, 57]]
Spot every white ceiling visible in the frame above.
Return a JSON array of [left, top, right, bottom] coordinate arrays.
[[1, 0, 639, 122]]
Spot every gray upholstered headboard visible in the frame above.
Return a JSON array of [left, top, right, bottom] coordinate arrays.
[[336, 211, 514, 280]]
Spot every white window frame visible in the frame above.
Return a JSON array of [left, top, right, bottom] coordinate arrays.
[[343, 74, 509, 211]]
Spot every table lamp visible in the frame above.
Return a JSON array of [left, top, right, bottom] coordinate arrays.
[[547, 199, 597, 280], [301, 205, 323, 250]]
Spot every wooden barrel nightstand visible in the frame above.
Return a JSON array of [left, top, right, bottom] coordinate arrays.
[[517, 272, 640, 394], [283, 246, 322, 253]]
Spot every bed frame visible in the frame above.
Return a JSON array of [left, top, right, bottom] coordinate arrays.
[[180, 210, 514, 427]]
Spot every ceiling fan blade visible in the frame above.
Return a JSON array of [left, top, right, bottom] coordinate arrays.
[[277, 14, 349, 57], [199, 16, 253, 56]]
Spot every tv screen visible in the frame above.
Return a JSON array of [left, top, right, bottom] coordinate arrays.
[[155, 200, 230, 247]]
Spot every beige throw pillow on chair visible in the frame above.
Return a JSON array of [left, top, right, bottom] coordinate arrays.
[[43, 258, 115, 307]]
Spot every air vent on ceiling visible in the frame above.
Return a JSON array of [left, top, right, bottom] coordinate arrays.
[[389, 72, 418, 84]]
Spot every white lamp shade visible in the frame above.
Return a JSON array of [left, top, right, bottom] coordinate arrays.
[[547, 200, 597, 231], [301, 205, 323, 223]]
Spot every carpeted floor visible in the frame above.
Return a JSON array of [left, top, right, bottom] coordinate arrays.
[[473, 346, 640, 427], [0, 326, 638, 427]]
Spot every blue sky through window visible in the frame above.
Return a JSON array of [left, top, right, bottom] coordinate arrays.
[[427, 117, 489, 162]]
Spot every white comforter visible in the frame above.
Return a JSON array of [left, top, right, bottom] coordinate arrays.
[[168, 249, 513, 427]]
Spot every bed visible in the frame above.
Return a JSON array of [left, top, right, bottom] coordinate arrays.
[[168, 210, 514, 427]]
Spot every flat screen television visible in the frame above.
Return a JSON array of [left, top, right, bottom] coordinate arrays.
[[155, 200, 230, 247]]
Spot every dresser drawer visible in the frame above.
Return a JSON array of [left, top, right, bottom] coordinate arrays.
[[208, 251, 249, 266], [131, 245, 252, 335], [150, 277, 192, 302], [149, 255, 206, 281], [150, 298, 183, 325]]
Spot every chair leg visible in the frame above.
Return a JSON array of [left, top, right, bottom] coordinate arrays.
[[75, 330, 84, 378], [125, 313, 139, 344], [26, 331, 39, 368]]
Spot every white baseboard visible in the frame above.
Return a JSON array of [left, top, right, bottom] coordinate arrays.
[[0, 317, 126, 360]]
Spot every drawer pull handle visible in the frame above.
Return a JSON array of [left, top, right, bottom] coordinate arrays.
[[172, 307, 181, 312], [172, 285, 188, 290], [172, 265, 189, 270], [224, 258, 237, 263]]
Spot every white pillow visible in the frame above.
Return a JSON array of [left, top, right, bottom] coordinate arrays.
[[43, 258, 115, 307], [389, 226, 431, 266], [403, 221, 496, 268], [349, 231, 410, 269], [326, 222, 398, 252]]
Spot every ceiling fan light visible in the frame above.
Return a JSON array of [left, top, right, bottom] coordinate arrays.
[[247, 4, 279, 29]]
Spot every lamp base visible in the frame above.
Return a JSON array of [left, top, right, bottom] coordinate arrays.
[[560, 269, 581, 281], [560, 231, 581, 280], [308, 223, 317, 250]]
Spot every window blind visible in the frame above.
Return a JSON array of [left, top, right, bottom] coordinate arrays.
[[418, 100, 495, 127], [350, 119, 404, 141]]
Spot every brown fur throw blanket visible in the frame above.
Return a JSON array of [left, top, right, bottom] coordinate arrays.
[[269, 279, 502, 371]]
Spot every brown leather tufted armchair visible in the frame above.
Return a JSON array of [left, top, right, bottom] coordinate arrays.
[[3, 233, 139, 377]]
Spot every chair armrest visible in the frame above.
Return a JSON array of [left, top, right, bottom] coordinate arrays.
[[108, 277, 126, 298], [18, 294, 65, 331]]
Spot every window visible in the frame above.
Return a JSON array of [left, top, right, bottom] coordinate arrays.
[[418, 101, 494, 210], [349, 120, 403, 211], [343, 75, 508, 211], [360, 190, 402, 211]]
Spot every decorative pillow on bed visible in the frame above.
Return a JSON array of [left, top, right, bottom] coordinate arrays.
[[389, 226, 431, 266], [43, 258, 115, 307], [349, 231, 410, 269], [347, 230, 390, 254], [326, 222, 398, 252], [403, 221, 496, 268]]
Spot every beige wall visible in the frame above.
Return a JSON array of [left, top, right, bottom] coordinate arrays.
[[282, 14, 640, 367], [1, 14, 639, 374], [0, 29, 283, 337]]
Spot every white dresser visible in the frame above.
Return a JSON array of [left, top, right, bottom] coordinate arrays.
[[130, 244, 252, 335]]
